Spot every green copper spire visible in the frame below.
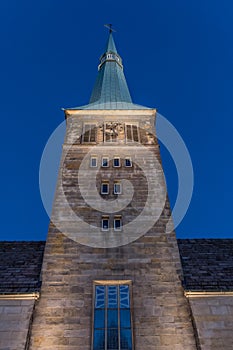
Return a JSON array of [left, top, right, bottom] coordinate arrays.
[[66, 31, 150, 110], [104, 31, 117, 53], [88, 32, 133, 106]]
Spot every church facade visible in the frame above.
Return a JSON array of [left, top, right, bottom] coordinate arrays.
[[0, 31, 233, 350]]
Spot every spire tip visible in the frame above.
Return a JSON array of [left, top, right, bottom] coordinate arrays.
[[104, 24, 116, 33]]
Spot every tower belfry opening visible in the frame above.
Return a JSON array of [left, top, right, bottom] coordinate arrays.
[[28, 30, 198, 350]]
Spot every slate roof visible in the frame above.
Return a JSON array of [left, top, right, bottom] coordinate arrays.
[[0, 241, 45, 293], [178, 239, 233, 291], [0, 240, 232, 293]]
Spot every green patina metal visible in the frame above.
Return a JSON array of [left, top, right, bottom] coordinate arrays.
[[104, 31, 118, 53], [66, 33, 151, 110]]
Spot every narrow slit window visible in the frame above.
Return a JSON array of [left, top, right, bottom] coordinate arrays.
[[114, 182, 121, 194], [102, 217, 109, 231], [102, 157, 109, 167], [90, 157, 97, 167], [114, 217, 122, 231], [113, 157, 120, 167], [93, 281, 133, 350], [125, 157, 132, 167]]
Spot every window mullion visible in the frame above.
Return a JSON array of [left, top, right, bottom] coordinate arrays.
[[118, 285, 121, 350], [93, 281, 133, 350], [105, 286, 108, 350], [88, 125, 91, 142]]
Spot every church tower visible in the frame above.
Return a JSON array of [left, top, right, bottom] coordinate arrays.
[[29, 30, 198, 349]]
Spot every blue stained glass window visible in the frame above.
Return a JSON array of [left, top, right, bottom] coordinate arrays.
[[107, 309, 118, 328], [120, 329, 132, 349], [120, 285, 130, 308], [93, 283, 133, 350], [95, 286, 105, 308], [94, 309, 105, 328], [93, 329, 105, 350], [107, 328, 119, 349], [120, 309, 131, 328], [108, 286, 117, 308]]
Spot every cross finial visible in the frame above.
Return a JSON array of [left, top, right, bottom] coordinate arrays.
[[104, 24, 116, 33]]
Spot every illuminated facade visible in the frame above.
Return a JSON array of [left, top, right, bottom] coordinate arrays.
[[28, 30, 197, 350], [0, 31, 233, 350]]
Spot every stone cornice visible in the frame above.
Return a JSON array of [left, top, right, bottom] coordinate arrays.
[[64, 109, 156, 117], [0, 292, 40, 300], [185, 291, 233, 298]]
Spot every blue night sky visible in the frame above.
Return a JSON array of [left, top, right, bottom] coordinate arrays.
[[0, 0, 233, 241]]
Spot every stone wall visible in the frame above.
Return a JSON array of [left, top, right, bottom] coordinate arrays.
[[0, 298, 35, 350], [189, 296, 233, 350], [29, 110, 197, 349], [29, 232, 198, 350]]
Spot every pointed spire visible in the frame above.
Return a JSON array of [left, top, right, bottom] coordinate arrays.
[[88, 31, 133, 107], [104, 24, 117, 52], [65, 29, 150, 110], [105, 32, 117, 53]]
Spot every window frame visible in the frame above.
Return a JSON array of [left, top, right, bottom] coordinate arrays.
[[113, 157, 121, 168], [125, 124, 140, 143], [82, 124, 97, 143], [114, 216, 122, 231], [102, 157, 109, 168], [114, 182, 122, 195], [125, 157, 132, 167], [92, 280, 134, 350], [101, 182, 109, 195], [102, 217, 109, 231], [90, 156, 98, 168]]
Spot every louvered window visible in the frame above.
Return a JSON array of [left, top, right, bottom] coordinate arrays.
[[125, 124, 139, 143], [83, 124, 97, 143]]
